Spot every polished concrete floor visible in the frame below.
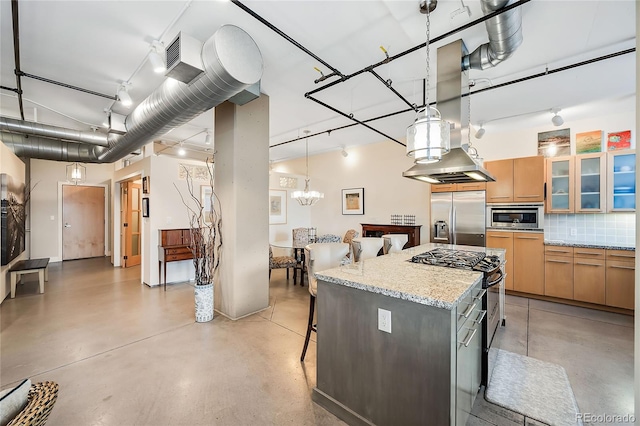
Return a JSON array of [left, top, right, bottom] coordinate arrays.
[[0, 258, 634, 425]]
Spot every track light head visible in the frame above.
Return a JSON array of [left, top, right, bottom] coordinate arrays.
[[149, 40, 165, 73], [341, 145, 348, 157], [117, 84, 132, 107], [204, 130, 212, 145], [475, 123, 485, 139], [551, 108, 564, 126]]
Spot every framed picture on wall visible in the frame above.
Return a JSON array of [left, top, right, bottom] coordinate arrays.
[[142, 176, 150, 194], [201, 185, 214, 224], [142, 197, 150, 218], [342, 188, 364, 215], [269, 189, 287, 224]]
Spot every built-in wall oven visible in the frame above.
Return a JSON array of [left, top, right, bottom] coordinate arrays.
[[487, 204, 544, 230]]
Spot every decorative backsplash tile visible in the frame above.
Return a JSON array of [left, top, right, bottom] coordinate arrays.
[[544, 213, 636, 247]]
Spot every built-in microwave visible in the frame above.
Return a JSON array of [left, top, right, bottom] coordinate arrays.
[[486, 204, 544, 229]]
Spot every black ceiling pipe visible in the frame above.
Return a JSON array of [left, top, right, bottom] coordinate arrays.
[[11, 0, 25, 120], [19, 72, 117, 100]]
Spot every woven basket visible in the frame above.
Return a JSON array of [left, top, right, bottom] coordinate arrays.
[[7, 381, 59, 426]]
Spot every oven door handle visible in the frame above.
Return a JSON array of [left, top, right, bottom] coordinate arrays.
[[486, 270, 505, 287]]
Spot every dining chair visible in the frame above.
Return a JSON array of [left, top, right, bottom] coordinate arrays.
[[351, 237, 384, 262], [382, 234, 409, 254], [292, 228, 310, 285], [269, 246, 298, 281], [300, 242, 350, 362]]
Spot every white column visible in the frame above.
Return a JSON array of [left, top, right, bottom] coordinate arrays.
[[214, 95, 270, 319]]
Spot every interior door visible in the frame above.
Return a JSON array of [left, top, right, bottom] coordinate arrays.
[[121, 181, 142, 267], [62, 185, 105, 260]]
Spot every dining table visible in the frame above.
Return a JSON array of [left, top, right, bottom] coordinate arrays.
[[270, 240, 309, 286]]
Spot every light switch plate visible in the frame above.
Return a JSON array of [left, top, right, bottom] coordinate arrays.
[[378, 308, 392, 333]]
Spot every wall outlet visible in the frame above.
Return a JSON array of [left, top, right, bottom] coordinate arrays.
[[378, 308, 392, 333], [570, 228, 577, 236]]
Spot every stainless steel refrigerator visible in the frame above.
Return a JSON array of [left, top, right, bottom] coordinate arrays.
[[431, 191, 486, 247]]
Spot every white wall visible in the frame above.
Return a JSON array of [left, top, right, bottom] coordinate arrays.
[[30, 159, 113, 262], [0, 142, 26, 302], [268, 171, 311, 254], [273, 141, 431, 243]]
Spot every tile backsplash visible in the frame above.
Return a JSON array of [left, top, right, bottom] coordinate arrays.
[[544, 213, 636, 247]]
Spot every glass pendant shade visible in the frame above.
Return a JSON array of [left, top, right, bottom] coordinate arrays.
[[66, 162, 86, 185], [292, 179, 324, 206], [406, 107, 451, 164]]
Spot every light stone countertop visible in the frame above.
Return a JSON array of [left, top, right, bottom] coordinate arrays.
[[315, 243, 505, 311], [544, 240, 635, 251]]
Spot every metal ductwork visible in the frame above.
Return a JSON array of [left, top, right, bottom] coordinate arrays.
[[0, 24, 263, 164], [0, 132, 105, 162], [462, 0, 523, 70], [99, 24, 263, 163], [403, 40, 495, 184]]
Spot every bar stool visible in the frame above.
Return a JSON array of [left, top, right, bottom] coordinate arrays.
[[382, 234, 409, 254], [351, 237, 384, 262]]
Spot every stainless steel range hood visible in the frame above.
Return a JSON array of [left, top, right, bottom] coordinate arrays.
[[403, 39, 495, 183]]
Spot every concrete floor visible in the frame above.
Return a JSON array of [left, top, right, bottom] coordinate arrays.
[[0, 257, 634, 425]]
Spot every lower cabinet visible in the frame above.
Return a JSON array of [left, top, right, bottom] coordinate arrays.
[[486, 231, 513, 290], [544, 246, 573, 299], [573, 248, 606, 304], [605, 250, 635, 309], [513, 232, 544, 295]]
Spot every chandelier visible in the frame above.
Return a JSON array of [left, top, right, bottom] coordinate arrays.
[[292, 131, 324, 206], [406, 0, 451, 164]]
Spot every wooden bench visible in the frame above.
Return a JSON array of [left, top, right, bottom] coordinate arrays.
[[9, 258, 50, 298]]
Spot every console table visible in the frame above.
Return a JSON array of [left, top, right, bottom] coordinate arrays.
[[361, 224, 422, 248], [158, 229, 195, 291]]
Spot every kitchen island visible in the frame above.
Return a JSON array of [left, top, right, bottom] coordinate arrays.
[[312, 243, 504, 426]]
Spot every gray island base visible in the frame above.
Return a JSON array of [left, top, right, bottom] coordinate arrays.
[[312, 244, 504, 426]]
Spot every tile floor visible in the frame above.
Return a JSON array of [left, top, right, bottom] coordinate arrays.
[[0, 258, 634, 425]]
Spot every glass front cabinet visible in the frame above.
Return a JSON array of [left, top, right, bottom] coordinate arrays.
[[546, 156, 574, 213], [607, 150, 636, 212], [575, 153, 606, 213]]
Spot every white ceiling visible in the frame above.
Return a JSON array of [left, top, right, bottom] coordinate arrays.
[[0, 0, 636, 163]]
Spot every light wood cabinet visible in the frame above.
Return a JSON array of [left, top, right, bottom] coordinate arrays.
[[513, 156, 545, 203], [605, 249, 635, 309], [513, 232, 544, 295], [575, 153, 606, 213], [486, 231, 514, 290], [431, 183, 458, 193], [544, 246, 573, 299], [546, 156, 575, 213], [573, 248, 606, 305], [607, 150, 636, 212], [431, 183, 486, 193], [485, 159, 513, 203]]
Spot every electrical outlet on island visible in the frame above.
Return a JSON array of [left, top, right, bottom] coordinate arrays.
[[378, 308, 392, 333]]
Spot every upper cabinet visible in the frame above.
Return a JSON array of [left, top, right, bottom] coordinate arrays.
[[546, 156, 575, 213], [607, 150, 636, 212], [486, 156, 544, 203], [431, 182, 487, 193], [575, 153, 606, 213]]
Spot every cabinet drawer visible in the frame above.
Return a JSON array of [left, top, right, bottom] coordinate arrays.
[[606, 249, 635, 261], [457, 182, 486, 191], [166, 247, 191, 255], [167, 253, 193, 262], [544, 246, 574, 257], [574, 247, 605, 259], [431, 184, 457, 193]]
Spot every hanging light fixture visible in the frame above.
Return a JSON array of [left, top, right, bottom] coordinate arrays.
[[66, 162, 86, 185], [292, 131, 324, 206], [406, 0, 451, 164]]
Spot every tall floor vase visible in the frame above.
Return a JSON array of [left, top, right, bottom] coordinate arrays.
[[194, 282, 214, 322]]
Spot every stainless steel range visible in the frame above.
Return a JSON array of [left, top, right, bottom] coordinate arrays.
[[409, 248, 505, 388]]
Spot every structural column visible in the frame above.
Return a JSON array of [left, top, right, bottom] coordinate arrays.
[[214, 95, 269, 319]]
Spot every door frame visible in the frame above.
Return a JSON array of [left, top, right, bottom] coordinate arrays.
[[113, 173, 143, 268], [57, 182, 109, 262]]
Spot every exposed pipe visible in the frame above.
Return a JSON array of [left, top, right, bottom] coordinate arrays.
[[0, 132, 104, 162], [11, 0, 25, 120], [0, 116, 109, 147], [18, 72, 117, 100], [463, 0, 523, 70], [98, 24, 263, 163]]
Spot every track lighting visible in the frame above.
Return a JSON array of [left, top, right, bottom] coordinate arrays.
[[551, 108, 564, 126], [341, 145, 348, 157], [102, 109, 111, 128], [178, 146, 186, 156], [475, 123, 485, 139], [204, 130, 212, 145], [117, 84, 132, 107], [149, 41, 165, 73]]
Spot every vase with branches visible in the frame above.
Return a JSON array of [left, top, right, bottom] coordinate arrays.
[[174, 158, 222, 322]]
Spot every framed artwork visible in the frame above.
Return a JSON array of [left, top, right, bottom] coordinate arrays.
[[142, 197, 149, 218], [575, 130, 602, 154], [142, 176, 149, 194], [201, 185, 214, 224], [342, 188, 364, 215], [269, 190, 287, 224], [1, 173, 26, 265], [607, 130, 631, 151], [538, 128, 570, 157]]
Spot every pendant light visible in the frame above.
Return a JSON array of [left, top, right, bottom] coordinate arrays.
[[291, 131, 324, 206], [66, 162, 86, 185], [406, 0, 451, 164]]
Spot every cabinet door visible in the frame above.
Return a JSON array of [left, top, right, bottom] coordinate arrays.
[[574, 258, 605, 305], [575, 153, 606, 213], [513, 233, 544, 295], [607, 150, 636, 212], [545, 255, 573, 299], [431, 184, 458, 193], [486, 231, 514, 290], [605, 260, 635, 310], [514, 156, 545, 203], [485, 159, 513, 203], [457, 182, 487, 191], [546, 156, 574, 213]]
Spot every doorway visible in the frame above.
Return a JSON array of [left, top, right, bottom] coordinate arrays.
[[62, 185, 106, 260], [120, 179, 141, 267]]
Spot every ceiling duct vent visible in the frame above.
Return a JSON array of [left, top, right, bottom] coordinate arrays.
[[165, 32, 205, 84]]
